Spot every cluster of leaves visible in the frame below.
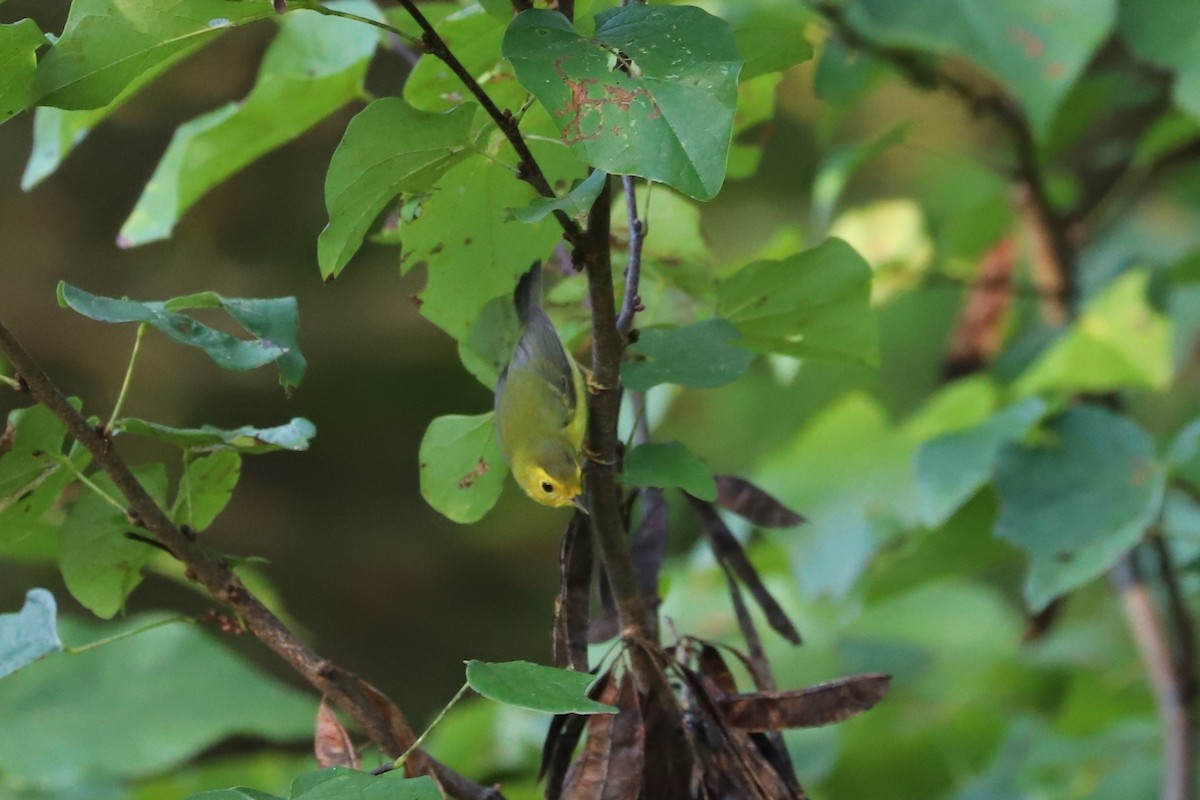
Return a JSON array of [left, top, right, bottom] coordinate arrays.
[[3, 0, 1200, 798]]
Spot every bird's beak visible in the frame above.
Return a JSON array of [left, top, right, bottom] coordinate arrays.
[[571, 495, 590, 515]]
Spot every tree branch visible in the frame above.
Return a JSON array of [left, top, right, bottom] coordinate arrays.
[[391, 0, 581, 246], [0, 319, 502, 800], [1112, 553, 1195, 800]]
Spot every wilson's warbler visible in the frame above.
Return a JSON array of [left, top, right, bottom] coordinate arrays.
[[494, 263, 588, 511]]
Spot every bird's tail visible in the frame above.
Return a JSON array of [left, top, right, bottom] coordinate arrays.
[[513, 261, 543, 324]]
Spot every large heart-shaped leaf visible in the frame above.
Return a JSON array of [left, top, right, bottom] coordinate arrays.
[[504, 6, 741, 200]]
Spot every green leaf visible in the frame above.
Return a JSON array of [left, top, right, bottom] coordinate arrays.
[[0, 614, 315, 784], [842, 0, 1117, 140], [0, 19, 44, 123], [30, 0, 274, 110], [0, 404, 72, 499], [504, 6, 742, 200], [512, 168, 607, 223], [994, 406, 1165, 611], [1014, 270, 1171, 396], [419, 413, 508, 524], [58, 284, 306, 390], [731, 5, 814, 79], [915, 398, 1047, 528], [622, 441, 716, 501], [188, 769, 441, 800], [173, 452, 241, 532], [58, 463, 168, 618], [318, 99, 476, 278], [403, 5, 527, 114], [716, 238, 878, 364], [118, 1, 382, 247], [23, 47, 208, 189], [0, 588, 63, 680], [116, 417, 316, 454], [1119, 0, 1200, 122], [1168, 417, 1200, 488], [457, 294, 520, 390], [465, 659, 616, 715], [727, 72, 782, 180], [399, 152, 564, 341], [622, 317, 753, 391]]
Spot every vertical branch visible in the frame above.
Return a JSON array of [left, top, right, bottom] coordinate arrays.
[[615, 176, 646, 335], [1112, 554, 1195, 800]]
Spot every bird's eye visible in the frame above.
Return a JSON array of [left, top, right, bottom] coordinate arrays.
[[540, 481, 554, 494]]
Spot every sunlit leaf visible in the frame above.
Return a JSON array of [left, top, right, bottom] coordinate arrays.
[[465, 659, 617, 714], [0, 588, 62, 680], [623, 441, 716, 501], [622, 318, 754, 391], [118, 1, 382, 247], [172, 451, 240, 533], [994, 406, 1165, 611], [58, 463, 167, 618], [731, 4, 814, 79], [318, 99, 476, 278], [504, 6, 741, 200], [418, 413, 508, 524], [30, 0, 273, 110], [117, 417, 316, 454], [0, 19, 44, 124], [717, 238, 878, 364], [1014, 270, 1171, 396], [58, 284, 305, 390], [0, 615, 315, 784], [399, 152, 565, 341]]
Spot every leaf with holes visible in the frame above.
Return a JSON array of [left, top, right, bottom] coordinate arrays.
[[419, 413, 508, 524], [504, 5, 741, 200]]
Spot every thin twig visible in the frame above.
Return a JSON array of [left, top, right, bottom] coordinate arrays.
[[0, 318, 502, 800], [291, 0, 420, 45], [615, 176, 646, 335], [1112, 553, 1195, 800], [391, 0, 582, 246], [1152, 535, 1199, 709]]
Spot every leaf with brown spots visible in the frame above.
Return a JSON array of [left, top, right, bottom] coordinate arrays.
[[717, 673, 891, 732], [314, 698, 359, 769]]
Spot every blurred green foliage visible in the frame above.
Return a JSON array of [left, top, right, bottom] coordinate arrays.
[[2, 0, 1200, 798]]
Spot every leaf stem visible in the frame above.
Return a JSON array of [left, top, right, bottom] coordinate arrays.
[[0, 373, 19, 390], [288, 0, 421, 45], [107, 322, 146, 432], [390, 0, 582, 246], [57, 454, 125, 513], [66, 615, 193, 655], [394, 681, 472, 769]]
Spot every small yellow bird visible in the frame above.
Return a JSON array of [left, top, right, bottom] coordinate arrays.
[[494, 263, 588, 511]]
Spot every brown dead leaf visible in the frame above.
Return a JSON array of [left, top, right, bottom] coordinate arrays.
[[714, 475, 806, 528], [718, 673, 892, 732], [315, 697, 359, 769], [553, 511, 593, 671]]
